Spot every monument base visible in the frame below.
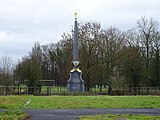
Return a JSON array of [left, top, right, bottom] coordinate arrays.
[[67, 68, 84, 92]]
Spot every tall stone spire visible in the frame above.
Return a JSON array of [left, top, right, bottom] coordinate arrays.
[[73, 12, 78, 62], [67, 13, 85, 92]]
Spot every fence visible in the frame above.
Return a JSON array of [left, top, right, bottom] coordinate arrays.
[[0, 86, 108, 95], [0, 86, 160, 95], [111, 87, 160, 95]]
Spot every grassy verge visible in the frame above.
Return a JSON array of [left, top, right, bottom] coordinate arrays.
[[0, 96, 28, 109], [26, 96, 160, 109], [80, 114, 160, 120], [0, 109, 27, 120], [0, 96, 160, 109]]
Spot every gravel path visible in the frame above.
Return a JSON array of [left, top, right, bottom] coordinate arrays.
[[23, 108, 160, 120]]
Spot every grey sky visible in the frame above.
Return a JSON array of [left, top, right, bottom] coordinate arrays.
[[0, 0, 160, 62]]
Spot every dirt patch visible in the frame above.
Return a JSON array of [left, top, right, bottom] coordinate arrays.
[[21, 115, 32, 120]]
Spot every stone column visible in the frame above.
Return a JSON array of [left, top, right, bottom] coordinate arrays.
[[67, 13, 85, 92], [73, 15, 78, 62]]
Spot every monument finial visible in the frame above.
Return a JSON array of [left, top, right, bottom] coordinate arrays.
[[74, 12, 78, 18]]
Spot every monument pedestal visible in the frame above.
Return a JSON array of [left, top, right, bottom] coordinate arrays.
[[67, 68, 84, 92]]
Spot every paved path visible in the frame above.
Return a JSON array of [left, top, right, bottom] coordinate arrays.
[[24, 108, 160, 120], [0, 109, 4, 112]]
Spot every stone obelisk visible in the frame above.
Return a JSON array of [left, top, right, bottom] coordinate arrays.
[[67, 13, 84, 92]]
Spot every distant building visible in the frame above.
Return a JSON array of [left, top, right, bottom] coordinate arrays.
[[24, 80, 55, 86]]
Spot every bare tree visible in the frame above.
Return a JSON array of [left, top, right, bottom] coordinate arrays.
[[136, 17, 159, 86], [0, 55, 14, 86]]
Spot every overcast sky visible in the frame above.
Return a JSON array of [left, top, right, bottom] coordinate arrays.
[[0, 0, 160, 62]]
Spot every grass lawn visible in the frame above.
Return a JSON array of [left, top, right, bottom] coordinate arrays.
[[80, 114, 160, 120], [0, 96, 160, 120], [0, 109, 27, 120], [0, 96, 28, 109], [0, 95, 160, 109]]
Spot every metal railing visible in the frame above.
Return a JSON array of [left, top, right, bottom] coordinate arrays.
[[0, 86, 160, 95]]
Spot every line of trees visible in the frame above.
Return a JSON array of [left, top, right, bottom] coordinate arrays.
[[0, 17, 160, 91]]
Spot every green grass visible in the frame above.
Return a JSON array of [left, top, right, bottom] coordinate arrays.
[[0, 96, 160, 109], [0, 96, 29, 109], [0, 96, 159, 120], [0, 109, 27, 120], [80, 114, 160, 120], [27, 96, 160, 109]]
